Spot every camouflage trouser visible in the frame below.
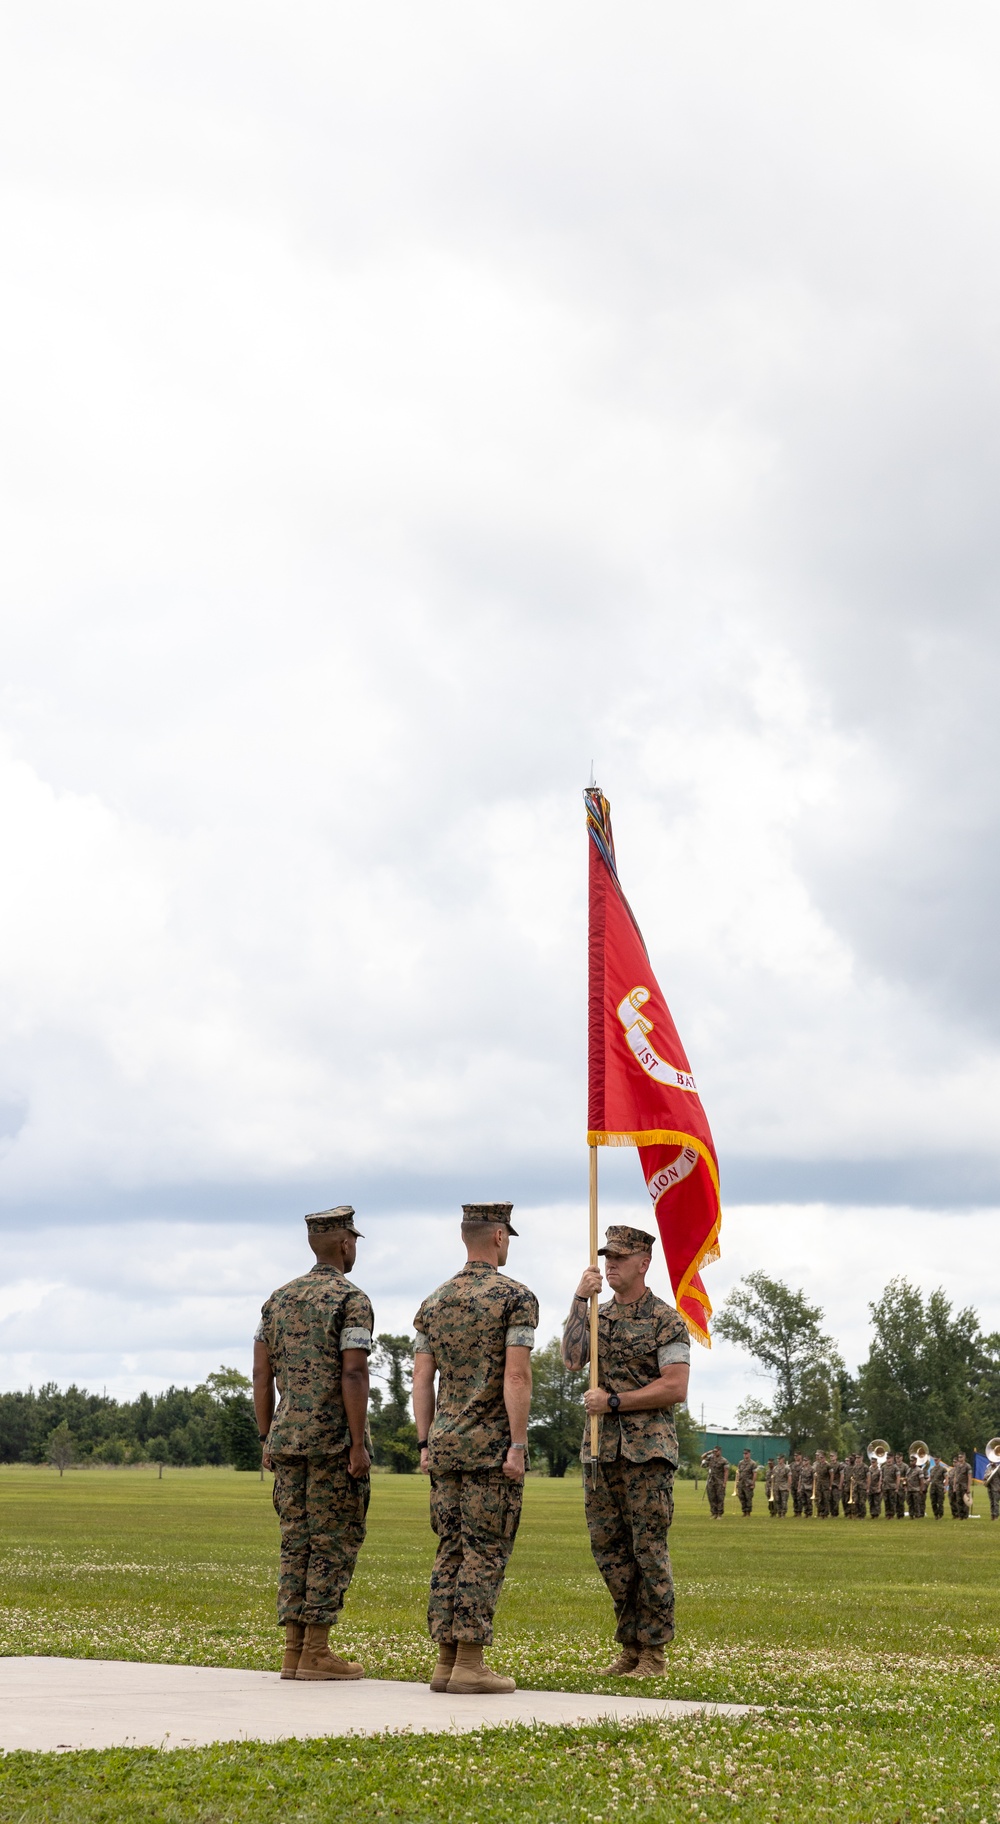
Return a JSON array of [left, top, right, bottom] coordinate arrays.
[[816, 1485, 831, 1518], [829, 1487, 840, 1516], [930, 1484, 945, 1519], [989, 1476, 1000, 1520], [737, 1483, 754, 1516], [800, 1487, 813, 1518], [427, 1467, 523, 1645], [585, 1457, 675, 1648], [774, 1488, 788, 1517], [706, 1476, 726, 1517], [868, 1492, 882, 1519], [883, 1489, 896, 1518], [271, 1452, 369, 1626]]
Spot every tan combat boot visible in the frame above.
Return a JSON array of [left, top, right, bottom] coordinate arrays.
[[626, 1646, 666, 1678], [429, 1642, 457, 1692], [446, 1641, 516, 1695], [280, 1622, 305, 1679], [295, 1624, 364, 1681], [600, 1645, 639, 1676]]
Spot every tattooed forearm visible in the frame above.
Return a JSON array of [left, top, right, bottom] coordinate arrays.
[[561, 1298, 591, 1369]]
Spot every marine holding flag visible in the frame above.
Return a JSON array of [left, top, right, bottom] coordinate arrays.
[[561, 786, 721, 1672]]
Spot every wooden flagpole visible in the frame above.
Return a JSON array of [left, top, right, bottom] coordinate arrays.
[[589, 1141, 599, 1471]]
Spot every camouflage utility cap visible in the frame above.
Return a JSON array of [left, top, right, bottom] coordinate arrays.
[[598, 1224, 656, 1257], [462, 1201, 518, 1236], [305, 1204, 364, 1237]]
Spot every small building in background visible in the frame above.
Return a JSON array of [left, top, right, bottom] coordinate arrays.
[[697, 1426, 791, 1466]]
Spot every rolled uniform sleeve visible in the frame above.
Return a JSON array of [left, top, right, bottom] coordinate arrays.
[[340, 1288, 374, 1354], [413, 1329, 434, 1354], [506, 1287, 539, 1352], [657, 1336, 691, 1371]]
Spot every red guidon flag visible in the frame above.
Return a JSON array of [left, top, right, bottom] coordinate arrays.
[[586, 785, 721, 1345]]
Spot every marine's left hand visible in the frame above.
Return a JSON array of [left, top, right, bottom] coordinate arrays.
[[583, 1389, 611, 1415], [348, 1443, 371, 1478]]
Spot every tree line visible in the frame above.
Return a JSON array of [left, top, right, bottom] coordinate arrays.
[[717, 1272, 1000, 1459]]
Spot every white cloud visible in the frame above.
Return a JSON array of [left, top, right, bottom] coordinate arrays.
[[1, 3, 1000, 1381]]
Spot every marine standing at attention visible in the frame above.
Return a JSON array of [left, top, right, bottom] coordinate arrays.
[[254, 1206, 373, 1683], [562, 1224, 691, 1677], [772, 1454, 790, 1517], [704, 1446, 729, 1518], [412, 1202, 538, 1697], [736, 1449, 757, 1517]]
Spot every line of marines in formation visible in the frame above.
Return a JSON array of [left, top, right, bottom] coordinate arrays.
[[701, 1441, 1000, 1519], [253, 1204, 690, 1692]]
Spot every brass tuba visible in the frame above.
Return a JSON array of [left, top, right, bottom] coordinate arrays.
[[910, 1441, 930, 1467], [985, 1439, 1000, 1485], [867, 1440, 890, 1464]]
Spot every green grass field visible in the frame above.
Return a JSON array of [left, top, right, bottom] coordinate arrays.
[[1, 1466, 999, 1822]]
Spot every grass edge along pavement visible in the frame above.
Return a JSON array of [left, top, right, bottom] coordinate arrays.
[[2, 1470, 1000, 1821]]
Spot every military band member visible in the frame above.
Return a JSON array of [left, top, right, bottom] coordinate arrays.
[[765, 1457, 775, 1515], [928, 1455, 947, 1520], [949, 1453, 972, 1519], [772, 1453, 790, 1517], [814, 1449, 832, 1518], [829, 1454, 843, 1518], [799, 1453, 814, 1519], [563, 1224, 690, 1676], [986, 1457, 1000, 1521], [254, 1205, 372, 1683], [866, 1452, 883, 1520], [736, 1449, 757, 1516], [882, 1453, 898, 1519], [850, 1454, 868, 1518], [892, 1452, 907, 1518], [413, 1202, 538, 1695], [790, 1451, 804, 1518], [705, 1446, 729, 1518]]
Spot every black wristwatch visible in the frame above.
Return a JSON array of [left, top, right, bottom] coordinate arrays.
[[417, 1439, 429, 1450], [608, 1393, 621, 1414]]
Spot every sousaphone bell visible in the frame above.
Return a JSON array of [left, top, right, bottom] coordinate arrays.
[[909, 1440, 930, 1467], [867, 1439, 890, 1464]]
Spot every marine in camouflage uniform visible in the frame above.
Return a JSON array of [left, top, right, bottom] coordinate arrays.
[[928, 1456, 947, 1520], [893, 1453, 907, 1519], [828, 1455, 843, 1518], [949, 1454, 972, 1519], [906, 1456, 926, 1519], [563, 1224, 691, 1678], [986, 1459, 1000, 1520], [867, 1453, 883, 1520], [882, 1453, 898, 1519], [798, 1454, 814, 1519], [790, 1452, 804, 1518], [736, 1450, 758, 1516], [413, 1202, 538, 1696], [255, 1205, 373, 1682], [772, 1454, 790, 1517], [704, 1446, 729, 1517], [764, 1458, 775, 1515], [813, 1450, 832, 1518]]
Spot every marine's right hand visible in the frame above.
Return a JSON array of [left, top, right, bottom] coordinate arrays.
[[419, 1446, 430, 1476], [575, 1267, 603, 1300]]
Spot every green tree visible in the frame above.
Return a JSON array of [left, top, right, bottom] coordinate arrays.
[[205, 1365, 260, 1471], [45, 1421, 75, 1476], [527, 1337, 588, 1476], [147, 1435, 169, 1479], [674, 1402, 702, 1479], [714, 1272, 845, 1452], [856, 1278, 983, 1458], [370, 1335, 418, 1472]]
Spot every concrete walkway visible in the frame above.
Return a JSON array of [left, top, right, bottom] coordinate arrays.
[[0, 1658, 749, 1753]]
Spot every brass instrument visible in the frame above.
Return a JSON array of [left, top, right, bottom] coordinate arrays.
[[910, 1441, 930, 1468], [984, 1439, 1000, 1486], [867, 1440, 890, 1464]]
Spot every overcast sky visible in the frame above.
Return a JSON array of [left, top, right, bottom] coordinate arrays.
[[2, 2, 1000, 1424]]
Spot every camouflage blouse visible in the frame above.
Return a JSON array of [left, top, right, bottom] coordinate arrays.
[[258, 1263, 374, 1457], [562, 1287, 690, 1466], [413, 1262, 539, 1472]]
